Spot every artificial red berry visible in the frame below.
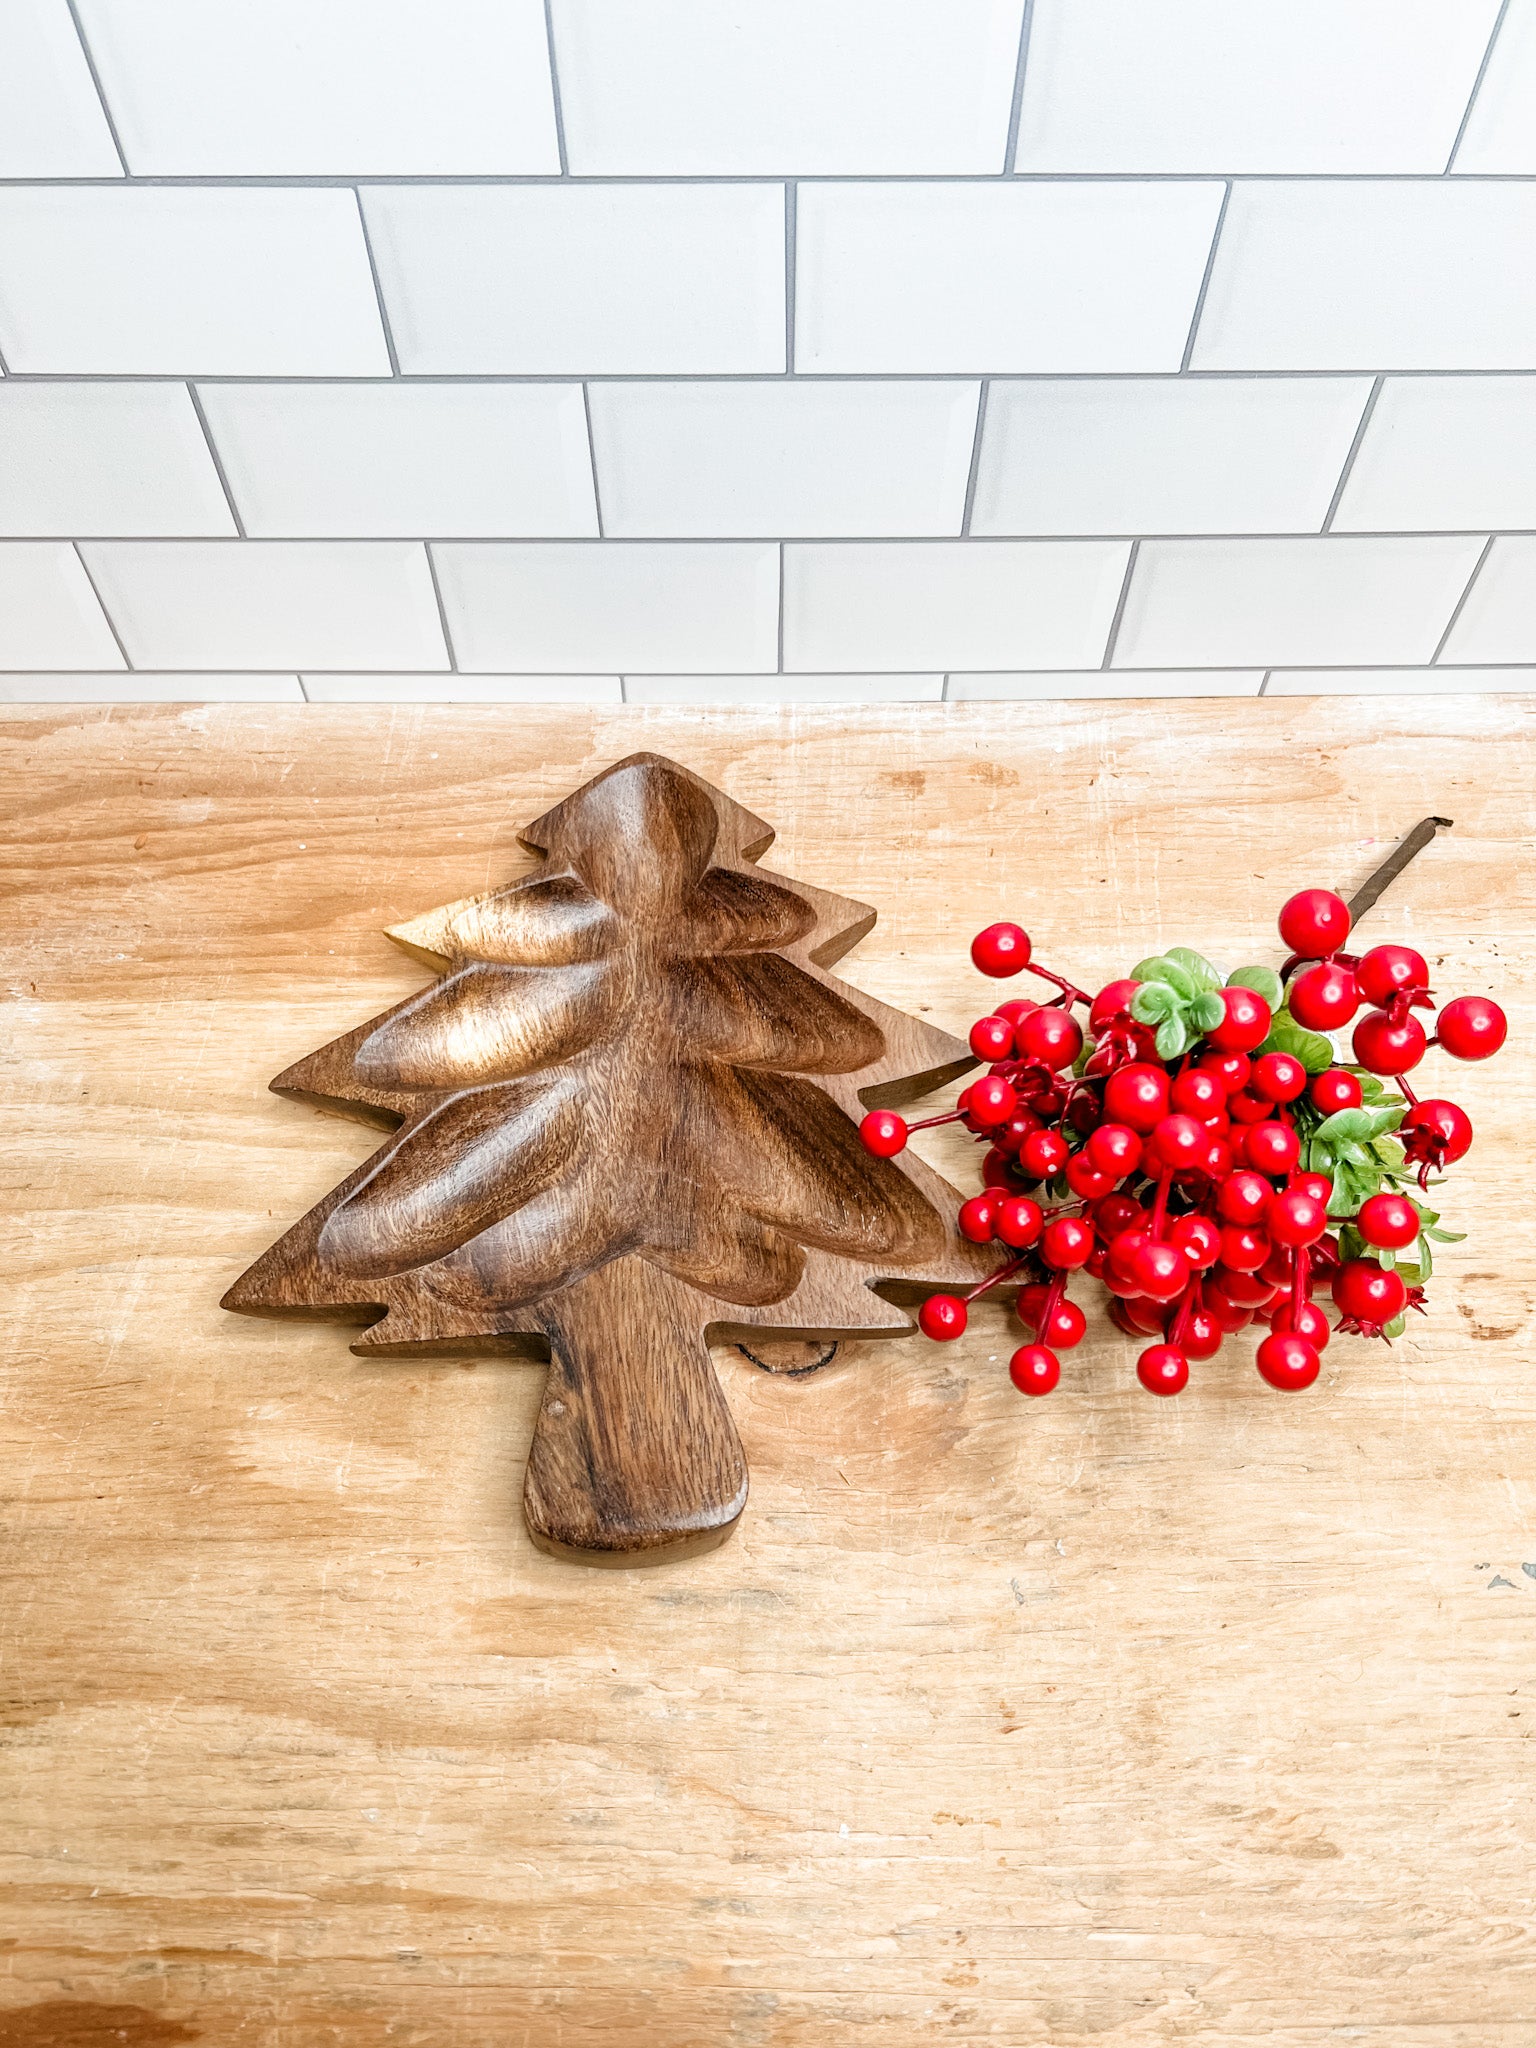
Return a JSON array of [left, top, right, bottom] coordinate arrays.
[[1041, 1216, 1094, 1270], [1251, 1052, 1307, 1103], [993, 1110, 1044, 1157], [1353, 1008, 1427, 1075], [1095, 1193, 1145, 1238], [1436, 995, 1507, 1062], [1288, 961, 1361, 1032], [995, 997, 1038, 1026], [1219, 1224, 1271, 1273], [1017, 1289, 1087, 1349], [1245, 1120, 1300, 1176], [1205, 984, 1272, 1053], [1270, 1298, 1331, 1349], [1116, 1295, 1168, 1336], [1292, 1172, 1334, 1205], [1218, 1170, 1272, 1224], [1019, 1128, 1069, 1179], [1009, 1344, 1060, 1396], [1089, 978, 1140, 1032], [982, 1147, 1021, 1190], [1108, 1227, 1149, 1278], [1403, 1097, 1473, 1166], [957, 1194, 999, 1244], [1256, 1331, 1321, 1391], [1310, 1069, 1362, 1114], [1279, 888, 1350, 959], [859, 1109, 907, 1157], [1087, 1121, 1143, 1177], [966, 1073, 1019, 1127], [971, 923, 1030, 978], [1137, 1344, 1189, 1396], [1102, 1062, 1170, 1133], [1198, 1050, 1252, 1095], [1266, 1188, 1328, 1247], [1357, 944, 1429, 1007], [1181, 1308, 1224, 1361], [1211, 1264, 1279, 1309], [1170, 1068, 1224, 1119], [1331, 1259, 1408, 1327], [1065, 1152, 1115, 1200], [968, 1014, 1015, 1061], [1017, 1004, 1084, 1070], [1356, 1192, 1419, 1250], [1228, 1088, 1275, 1126], [996, 1195, 1045, 1248], [1170, 1213, 1221, 1269], [918, 1294, 968, 1341], [1203, 1279, 1253, 1331], [1132, 1240, 1187, 1303], [1150, 1112, 1208, 1171], [1203, 1137, 1235, 1180]]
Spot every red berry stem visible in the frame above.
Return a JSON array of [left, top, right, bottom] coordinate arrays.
[[962, 1253, 1034, 1306]]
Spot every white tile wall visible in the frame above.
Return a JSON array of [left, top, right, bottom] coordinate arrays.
[[797, 183, 1225, 374], [1016, 0, 1501, 174], [1333, 377, 1536, 533], [551, 0, 1025, 176], [196, 384, 597, 538], [79, 542, 449, 671], [1192, 184, 1536, 371], [783, 542, 1131, 671], [0, 0, 123, 177], [362, 185, 785, 375], [971, 379, 1372, 537], [587, 383, 980, 537], [0, 383, 234, 537], [432, 543, 780, 673], [0, 190, 390, 376], [73, 0, 560, 176], [1114, 537, 1488, 669], [1266, 667, 1536, 695], [0, 673, 303, 701], [0, 9, 1532, 702]]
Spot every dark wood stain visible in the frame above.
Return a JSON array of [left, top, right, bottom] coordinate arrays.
[[0, 2004, 200, 2048]]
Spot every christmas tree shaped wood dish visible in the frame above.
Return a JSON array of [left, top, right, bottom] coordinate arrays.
[[223, 753, 993, 1566]]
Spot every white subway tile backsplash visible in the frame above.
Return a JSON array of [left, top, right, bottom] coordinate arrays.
[[0, 545, 125, 668], [1266, 666, 1536, 694], [1114, 537, 1487, 668], [587, 382, 979, 538], [0, 190, 390, 376], [79, 542, 448, 670], [0, 383, 234, 537], [1438, 539, 1536, 663], [0, 672, 303, 701], [303, 674, 622, 703], [0, 0, 123, 177], [1192, 184, 1536, 371], [971, 378, 1372, 537], [1453, 0, 1536, 174], [363, 185, 785, 376], [948, 670, 1264, 698], [1333, 377, 1536, 533], [625, 674, 944, 704], [1016, 0, 1500, 173], [73, 0, 559, 176], [432, 543, 780, 673], [196, 384, 596, 538], [783, 541, 1130, 671], [797, 182, 1224, 374], [551, 0, 1024, 175]]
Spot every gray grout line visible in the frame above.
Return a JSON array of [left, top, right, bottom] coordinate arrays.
[[941, 672, 953, 701], [421, 544, 460, 671], [1430, 534, 1496, 662], [7, 170, 1536, 188], [62, 0, 132, 178], [0, 339, 10, 376], [775, 542, 786, 673], [186, 383, 247, 537], [2, 368, 1534, 385], [1002, 0, 1037, 175], [1180, 181, 1231, 373], [70, 541, 134, 669], [784, 182, 798, 374], [541, 0, 570, 177], [1321, 374, 1384, 532], [352, 189, 400, 376], [580, 382, 606, 535], [297, 674, 311, 701], [1446, 0, 1512, 174], [4, 661, 1535, 680], [960, 381, 990, 536], [1258, 670, 1273, 695], [1100, 541, 1140, 669], [10, 528, 1536, 544]]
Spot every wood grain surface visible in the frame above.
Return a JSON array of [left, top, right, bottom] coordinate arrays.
[[1, 697, 1533, 2047]]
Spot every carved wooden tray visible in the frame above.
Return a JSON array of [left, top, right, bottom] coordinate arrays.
[[223, 753, 991, 1565]]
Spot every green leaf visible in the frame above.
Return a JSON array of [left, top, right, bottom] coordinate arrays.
[[1410, 1240, 1431, 1280], [1166, 947, 1223, 993], [1157, 959, 1200, 1001], [1192, 990, 1227, 1033], [1130, 981, 1174, 1024], [1262, 1008, 1335, 1073], [1317, 1107, 1372, 1145], [1367, 1105, 1406, 1138], [1377, 1245, 1396, 1270], [1155, 1015, 1190, 1060], [1424, 1226, 1466, 1243], [1227, 964, 1283, 1009], [1383, 1313, 1407, 1340]]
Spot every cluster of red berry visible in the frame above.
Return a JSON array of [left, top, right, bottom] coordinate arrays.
[[860, 890, 1506, 1398]]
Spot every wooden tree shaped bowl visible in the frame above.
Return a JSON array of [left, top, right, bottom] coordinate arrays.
[[224, 753, 993, 1566]]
